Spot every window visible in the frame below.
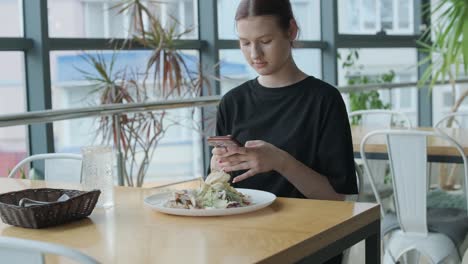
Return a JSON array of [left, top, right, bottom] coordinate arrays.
[[48, 0, 198, 39], [0, 52, 27, 177], [432, 83, 468, 125], [82, 1, 127, 38], [363, 0, 377, 31], [338, 48, 418, 124], [161, 0, 198, 39], [217, 0, 321, 40], [381, 0, 393, 31], [0, 0, 22, 37], [398, 0, 410, 29], [219, 49, 321, 95], [290, 0, 321, 40], [50, 50, 204, 182], [338, 0, 414, 35]]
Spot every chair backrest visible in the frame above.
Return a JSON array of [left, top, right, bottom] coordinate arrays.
[[0, 236, 99, 264], [349, 110, 412, 128], [8, 153, 82, 183], [345, 161, 365, 202], [360, 129, 468, 236], [435, 112, 468, 128]]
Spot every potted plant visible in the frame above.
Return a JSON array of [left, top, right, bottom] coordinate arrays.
[[418, 0, 468, 190], [339, 49, 393, 125], [418, 0, 468, 113], [78, 0, 208, 187]]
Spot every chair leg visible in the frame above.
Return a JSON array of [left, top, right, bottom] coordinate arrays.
[[403, 250, 420, 264], [384, 251, 397, 264]]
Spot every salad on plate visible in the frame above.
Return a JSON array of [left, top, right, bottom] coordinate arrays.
[[164, 171, 251, 209]]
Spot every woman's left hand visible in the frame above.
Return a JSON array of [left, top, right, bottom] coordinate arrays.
[[218, 140, 287, 183]]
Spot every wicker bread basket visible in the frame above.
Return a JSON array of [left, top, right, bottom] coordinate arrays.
[[0, 188, 100, 229]]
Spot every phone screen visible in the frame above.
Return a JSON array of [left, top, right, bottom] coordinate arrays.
[[207, 136, 241, 147]]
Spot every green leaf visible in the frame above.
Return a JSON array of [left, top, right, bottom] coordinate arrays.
[[463, 5, 468, 73], [418, 0, 468, 90]]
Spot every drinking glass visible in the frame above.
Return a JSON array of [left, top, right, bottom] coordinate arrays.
[[81, 145, 115, 208]]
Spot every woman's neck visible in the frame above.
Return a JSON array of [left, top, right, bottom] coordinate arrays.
[[257, 58, 308, 88]]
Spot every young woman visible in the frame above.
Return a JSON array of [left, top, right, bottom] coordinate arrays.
[[211, 1, 357, 261]]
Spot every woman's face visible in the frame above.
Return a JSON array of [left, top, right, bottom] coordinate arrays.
[[237, 15, 295, 76]]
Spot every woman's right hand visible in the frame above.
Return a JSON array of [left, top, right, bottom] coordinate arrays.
[[210, 147, 227, 172]]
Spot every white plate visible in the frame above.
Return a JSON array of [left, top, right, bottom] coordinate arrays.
[[144, 188, 276, 216]]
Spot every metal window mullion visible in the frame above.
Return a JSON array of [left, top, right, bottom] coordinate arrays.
[[198, 0, 219, 175], [336, 35, 419, 48], [416, 0, 432, 126], [0, 38, 33, 51], [48, 38, 203, 50], [23, 0, 54, 177], [321, 0, 338, 85]]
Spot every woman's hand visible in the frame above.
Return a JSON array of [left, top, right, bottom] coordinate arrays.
[[210, 147, 227, 172], [217, 140, 287, 183]]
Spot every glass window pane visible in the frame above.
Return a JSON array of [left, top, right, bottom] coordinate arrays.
[[433, 83, 468, 125], [218, 49, 258, 94], [219, 49, 321, 95], [50, 50, 204, 183], [48, 0, 198, 39], [338, 48, 418, 125], [338, 0, 414, 35], [292, 49, 322, 78], [291, 0, 321, 40], [0, 52, 27, 177], [0, 0, 22, 37], [398, 0, 410, 29], [216, 0, 239, 40], [381, 0, 394, 31], [363, 0, 377, 31], [217, 0, 321, 40]]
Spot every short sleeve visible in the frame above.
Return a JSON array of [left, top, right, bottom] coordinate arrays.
[[215, 98, 228, 136], [316, 90, 358, 194]]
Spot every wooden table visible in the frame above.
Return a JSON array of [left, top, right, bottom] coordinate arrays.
[[0, 178, 380, 264], [352, 126, 468, 163]]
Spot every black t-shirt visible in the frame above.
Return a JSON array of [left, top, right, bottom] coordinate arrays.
[[216, 76, 358, 197], [215, 76, 357, 263]]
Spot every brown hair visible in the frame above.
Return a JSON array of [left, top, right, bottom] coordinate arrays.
[[235, 0, 297, 32]]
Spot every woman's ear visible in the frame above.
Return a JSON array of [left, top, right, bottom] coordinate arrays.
[[288, 19, 298, 41]]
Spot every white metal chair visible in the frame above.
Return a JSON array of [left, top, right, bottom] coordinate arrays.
[[0, 236, 99, 264], [349, 110, 413, 209], [435, 112, 468, 129], [348, 109, 413, 128], [433, 112, 468, 190], [463, 250, 468, 264], [361, 129, 468, 263], [8, 153, 82, 183]]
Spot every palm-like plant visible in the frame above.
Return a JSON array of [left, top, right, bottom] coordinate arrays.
[[79, 0, 208, 187], [418, 0, 468, 113]]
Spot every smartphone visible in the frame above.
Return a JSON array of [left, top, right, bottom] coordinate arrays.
[[207, 135, 242, 147]]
